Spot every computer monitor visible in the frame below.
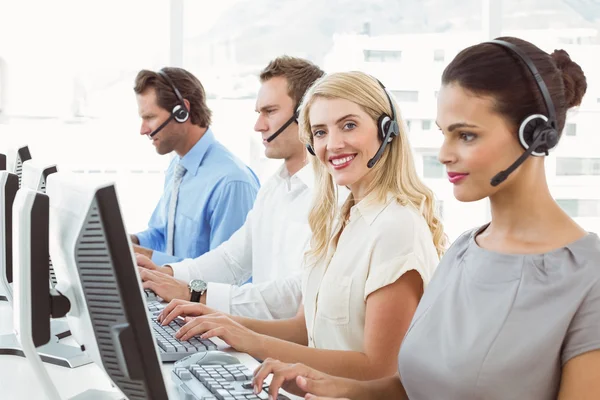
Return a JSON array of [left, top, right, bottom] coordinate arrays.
[[21, 160, 70, 339], [0, 172, 89, 368], [47, 172, 169, 399], [0, 171, 18, 303], [22, 160, 58, 287], [0, 153, 6, 170], [6, 145, 32, 187]]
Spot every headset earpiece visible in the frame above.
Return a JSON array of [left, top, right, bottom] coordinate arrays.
[[519, 114, 558, 156], [306, 143, 316, 156], [172, 104, 189, 123]]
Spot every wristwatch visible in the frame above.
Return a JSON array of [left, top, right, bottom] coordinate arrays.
[[188, 279, 207, 303]]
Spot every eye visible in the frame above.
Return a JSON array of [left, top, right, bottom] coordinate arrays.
[[343, 122, 357, 130], [459, 132, 477, 142], [313, 129, 326, 138]]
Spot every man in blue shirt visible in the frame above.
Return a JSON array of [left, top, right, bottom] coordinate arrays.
[[130, 67, 260, 266]]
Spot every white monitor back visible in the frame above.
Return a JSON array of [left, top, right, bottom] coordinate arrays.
[[22, 160, 57, 193]]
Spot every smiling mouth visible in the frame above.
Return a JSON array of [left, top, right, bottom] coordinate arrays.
[[329, 154, 356, 169]]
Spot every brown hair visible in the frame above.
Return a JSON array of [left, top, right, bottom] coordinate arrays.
[[134, 67, 212, 127], [259, 56, 325, 107], [442, 36, 587, 138]]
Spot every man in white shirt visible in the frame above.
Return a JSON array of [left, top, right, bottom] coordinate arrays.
[[137, 56, 325, 319]]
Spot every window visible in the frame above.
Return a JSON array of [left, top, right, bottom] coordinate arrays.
[[0, 57, 5, 115], [433, 49, 445, 62], [556, 158, 600, 176], [422, 120, 432, 130], [423, 155, 444, 178], [363, 50, 402, 62], [392, 90, 419, 102], [557, 199, 600, 218], [565, 123, 577, 136]]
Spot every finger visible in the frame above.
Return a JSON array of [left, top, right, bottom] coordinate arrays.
[[268, 370, 291, 399], [142, 281, 155, 291], [135, 253, 150, 267], [252, 359, 283, 392], [157, 299, 186, 322], [162, 303, 201, 326], [298, 376, 330, 397], [138, 267, 149, 281], [195, 326, 226, 342], [177, 320, 220, 341], [158, 299, 188, 323], [175, 317, 214, 339]]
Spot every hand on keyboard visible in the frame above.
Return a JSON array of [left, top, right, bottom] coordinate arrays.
[[253, 358, 351, 399], [173, 314, 262, 355], [151, 314, 217, 362], [157, 298, 219, 326], [138, 266, 190, 302], [173, 361, 291, 400]]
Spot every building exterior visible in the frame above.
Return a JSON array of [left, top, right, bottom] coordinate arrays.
[[323, 29, 600, 240]]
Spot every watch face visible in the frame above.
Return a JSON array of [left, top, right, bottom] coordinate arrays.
[[189, 279, 207, 292]]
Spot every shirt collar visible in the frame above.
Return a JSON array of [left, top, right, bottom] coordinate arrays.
[[277, 162, 315, 191], [177, 128, 216, 176], [350, 191, 396, 226]]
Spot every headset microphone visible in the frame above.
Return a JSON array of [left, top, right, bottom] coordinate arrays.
[[266, 109, 299, 143], [490, 128, 552, 186], [149, 113, 175, 138]]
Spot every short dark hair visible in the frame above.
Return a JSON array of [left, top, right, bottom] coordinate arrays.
[[442, 36, 587, 138], [134, 67, 212, 127], [260, 56, 325, 107]]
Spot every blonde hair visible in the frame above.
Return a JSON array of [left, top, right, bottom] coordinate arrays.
[[299, 71, 447, 262]]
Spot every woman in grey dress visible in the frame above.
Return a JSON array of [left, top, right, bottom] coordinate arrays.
[[251, 36, 600, 400]]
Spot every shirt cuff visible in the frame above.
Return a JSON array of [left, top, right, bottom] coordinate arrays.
[[135, 231, 152, 249], [206, 282, 233, 314], [169, 258, 195, 283], [151, 250, 181, 266]]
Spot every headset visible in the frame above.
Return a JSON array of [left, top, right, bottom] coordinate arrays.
[[306, 78, 399, 169], [486, 40, 560, 186], [265, 108, 299, 143], [148, 69, 190, 138]]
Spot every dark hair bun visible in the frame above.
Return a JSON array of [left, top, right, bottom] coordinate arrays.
[[551, 49, 587, 108]]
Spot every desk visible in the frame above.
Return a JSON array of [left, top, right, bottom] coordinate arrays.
[[0, 302, 300, 399]]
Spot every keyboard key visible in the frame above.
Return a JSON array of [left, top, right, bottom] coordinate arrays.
[[175, 368, 193, 381], [216, 389, 232, 398]]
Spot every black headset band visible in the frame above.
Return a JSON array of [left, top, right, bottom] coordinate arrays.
[[374, 78, 396, 122], [157, 69, 189, 113], [486, 40, 557, 129]]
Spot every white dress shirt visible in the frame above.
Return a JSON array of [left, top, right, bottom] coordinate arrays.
[[168, 163, 315, 320], [302, 192, 440, 351]]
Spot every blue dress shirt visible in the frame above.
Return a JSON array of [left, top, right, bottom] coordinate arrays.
[[136, 128, 260, 266]]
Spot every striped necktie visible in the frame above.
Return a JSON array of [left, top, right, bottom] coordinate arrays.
[[166, 163, 186, 256]]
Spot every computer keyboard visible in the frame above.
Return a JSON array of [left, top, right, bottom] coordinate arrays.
[[151, 314, 218, 362], [144, 289, 166, 312], [172, 351, 291, 400]]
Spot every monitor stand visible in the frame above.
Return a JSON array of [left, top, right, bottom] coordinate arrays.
[[51, 318, 71, 339], [0, 330, 91, 368], [70, 390, 125, 400]]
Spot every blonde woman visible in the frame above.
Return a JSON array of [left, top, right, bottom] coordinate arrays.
[[157, 71, 445, 382]]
